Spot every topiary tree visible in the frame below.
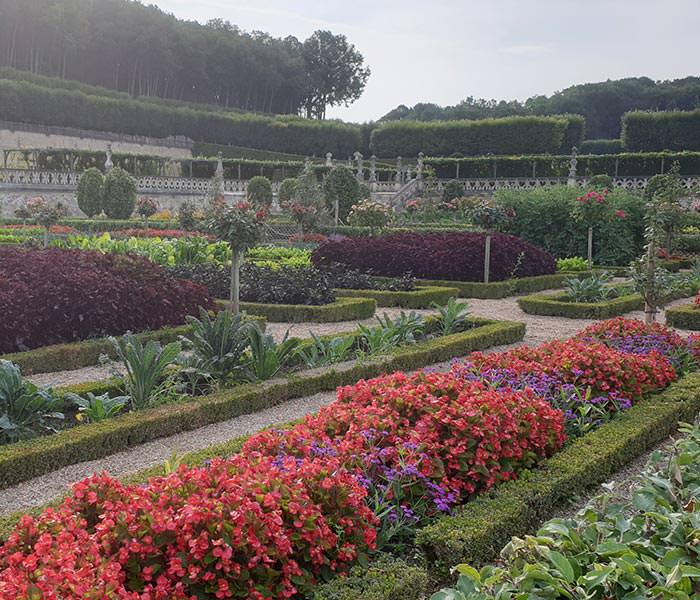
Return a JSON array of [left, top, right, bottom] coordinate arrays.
[[323, 165, 361, 224], [644, 164, 685, 256], [103, 167, 137, 219], [76, 167, 104, 218], [288, 165, 325, 234], [246, 176, 273, 207], [24, 197, 67, 247], [442, 180, 464, 203], [587, 174, 614, 190], [277, 178, 297, 205], [136, 196, 158, 228]]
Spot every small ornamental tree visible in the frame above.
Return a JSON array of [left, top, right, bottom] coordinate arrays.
[[572, 189, 625, 270], [136, 196, 158, 228], [246, 176, 273, 207], [103, 167, 137, 219], [25, 197, 67, 247], [347, 199, 391, 231], [323, 165, 361, 224], [76, 167, 104, 217], [277, 178, 297, 205], [207, 200, 267, 314], [287, 165, 325, 234], [644, 163, 685, 256], [469, 198, 516, 283], [442, 180, 464, 203]]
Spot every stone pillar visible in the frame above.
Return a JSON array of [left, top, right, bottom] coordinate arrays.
[[369, 154, 377, 194], [567, 146, 578, 187], [104, 143, 114, 172], [325, 152, 333, 167], [354, 151, 364, 182], [416, 152, 425, 193], [395, 156, 403, 190]]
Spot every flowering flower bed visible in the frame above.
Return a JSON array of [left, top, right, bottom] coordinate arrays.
[[311, 232, 556, 282], [0, 319, 694, 597], [110, 227, 209, 239], [0, 247, 214, 353]]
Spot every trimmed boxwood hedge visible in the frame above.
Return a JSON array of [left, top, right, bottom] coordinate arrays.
[[665, 303, 700, 330], [1, 316, 266, 376], [517, 290, 644, 319], [232, 297, 377, 323], [0, 317, 525, 490], [622, 109, 700, 152], [415, 372, 700, 583], [405, 273, 571, 299], [334, 285, 459, 308]]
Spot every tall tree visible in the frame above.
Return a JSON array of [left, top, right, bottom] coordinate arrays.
[[302, 30, 370, 119]]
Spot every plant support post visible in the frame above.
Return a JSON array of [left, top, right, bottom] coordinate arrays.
[[230, 250, 241, 315], [484, 234, 491, 284], [587, 226, 593, 270]]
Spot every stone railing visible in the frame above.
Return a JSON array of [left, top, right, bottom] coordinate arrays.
[[435, 176, 700, 193]]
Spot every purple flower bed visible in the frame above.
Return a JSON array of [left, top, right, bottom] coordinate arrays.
[[311, 232, 556, 282]]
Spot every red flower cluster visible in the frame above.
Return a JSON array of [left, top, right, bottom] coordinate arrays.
[[288, 233, 327, 243], [245, 373, 566, 500], [576, 190, 609, 205], [0, 224, 75, 234], [111, 228, 209, 239], [0, 455, 376, 599]]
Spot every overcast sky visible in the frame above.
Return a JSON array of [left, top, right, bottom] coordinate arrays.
[[153, 0, 700, 122]]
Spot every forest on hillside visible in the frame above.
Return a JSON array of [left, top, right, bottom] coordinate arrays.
[[382, 77, 700, 139], [0, 0, 370, 118]]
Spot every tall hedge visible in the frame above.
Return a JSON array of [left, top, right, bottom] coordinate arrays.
[[0, 78, 361, 156], [580, 139, 624, 154], [369, 115, 583, 157], [622, 109, 700, 152], [495, 186, 646, 265]]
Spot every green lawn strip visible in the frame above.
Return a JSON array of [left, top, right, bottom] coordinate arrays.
[[0, 318, 525, 490]]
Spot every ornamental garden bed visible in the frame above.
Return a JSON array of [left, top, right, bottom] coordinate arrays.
[[665, 302, 700, 329], [235, 296, 377, 322], [1, 319, 697, 599], [517, 289, 644, 319], [0, 315, 525, 489], [335, 285, 458, 308], [411, 273, 570, 299]]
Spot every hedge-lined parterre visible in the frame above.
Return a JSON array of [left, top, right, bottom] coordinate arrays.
[[226, 296, 377, 322], [517, 290, 644, 319], [665, 302, 700, 330], [335, 285, 458, 308]]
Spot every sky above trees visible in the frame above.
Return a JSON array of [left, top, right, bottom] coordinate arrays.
[[154, 0, 700, 121]]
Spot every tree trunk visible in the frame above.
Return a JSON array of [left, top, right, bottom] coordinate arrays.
[[43, 228, 49, 249], [644, 240, 656, 325], [229, 249, 241, 315], [587, 226, 593, 271], [484, 234, 492, 284], [666, 229, 673, 257]]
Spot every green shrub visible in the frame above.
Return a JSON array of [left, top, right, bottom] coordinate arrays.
[[236, 296, 376, 323], [665, 303, 700, 330], [496, 186, 645, 265], [75, 168, 104, 217], [622, 109, 700, 151], [246, 176, 273, 206], [277, 178, 298, 205], [102, 167, 137, 219], [556, 256, 588, 272], [336, 285, 458, 308], [517, 290, 644, 319], [586, 173, 614, 189], [323, 166, 362, 221], [442, 180, 464, 202], [370, 115, 582, 157], [579, 138, 624, 154]]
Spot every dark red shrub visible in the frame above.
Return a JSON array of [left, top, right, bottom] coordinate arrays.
[[311, 232, 555, 281], [0, 247, 214, 353]]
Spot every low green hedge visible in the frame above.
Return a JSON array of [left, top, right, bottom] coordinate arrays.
[[1, 316, 266, 375], [0, 317, 525, 490], [409, 273, 569, 299], [517, 290, 644, 319], [335, 285, 459, 308], [415, 372, 700, 584], [235, 297, 376, 322], [665, 303, 700, 329]]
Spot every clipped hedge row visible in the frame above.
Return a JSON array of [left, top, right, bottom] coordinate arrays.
[[579, 138, 624, 154], [406, 273, 571, 299], [622, 109, 700, 152], [0, 318, 525, 489], [665, 303, 700, 330], [234, 297, 377, 323], [415, 372, 700, 583], [369, 115, 582, 157], [0, 78, 361, 156], [517, 291, 644, 319], [335, 285, 459, 308], [1, 316, 267, 376]]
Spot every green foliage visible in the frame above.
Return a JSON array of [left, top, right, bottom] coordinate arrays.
[[347, 199, 391, 229], [335, 285, 458, 309], [496, 186, 646, 265], [110, 334, 181, 410], [239, 296, 376, 323], [370, 115, 579, 157], [562, 271, 614, 302], [518, 290, 645, 319], [432, 422, 700, 599], [246, 176, 273, 206], [580, 139, 623, 154], [244, 324, 300, 381], [442, 180, 464, 202], [586, 174, 614, 189], [102, 167, 137, 219], [323, 166, 362, 220], [66, 392, 128, 423], [432, 298, 470, 336], [666, 303, 700, 330], [76, 167, 104, 217], [0, 361, 64, 445], [177, 200, 202, 231], [556, 257, 589, 272], [295, 333, 356, 368], [277, 178, 298, 205], [357, 311, 425, 355], [181, 308, 250, 383], [623, 109, 700, 151], [207, 204, 265, 255]]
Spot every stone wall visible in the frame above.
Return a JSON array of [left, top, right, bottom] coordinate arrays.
[[0, 129, 192, 161]]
